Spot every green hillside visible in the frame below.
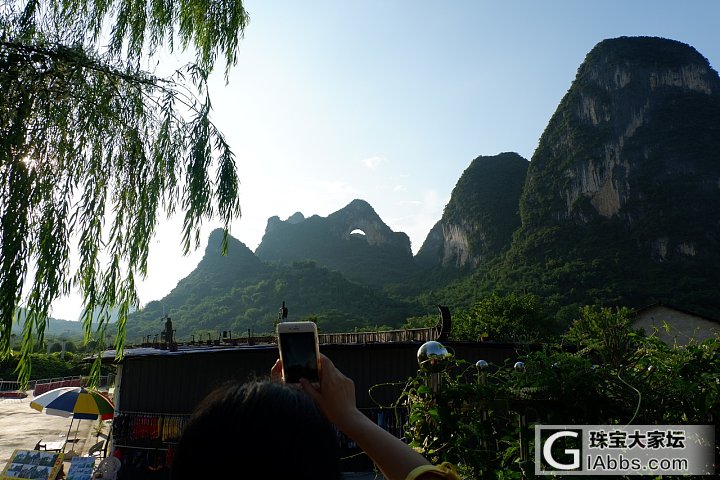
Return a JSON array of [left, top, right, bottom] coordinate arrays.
[[126, 37, 720, 338], [11, 308, 85, 337], [416, 152, 528, 269], [126, 230, 421, 341]]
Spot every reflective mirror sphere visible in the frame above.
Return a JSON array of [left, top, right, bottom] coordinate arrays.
[[476, 359, 489, 369], [513, 361, 525, 371], [417, 341, 449, 365]]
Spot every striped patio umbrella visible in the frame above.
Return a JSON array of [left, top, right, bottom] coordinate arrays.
[[31, 386, 114, 420], [30, 387, 114, 451]]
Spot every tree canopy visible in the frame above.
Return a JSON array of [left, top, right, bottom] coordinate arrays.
[[0, 0, 248, 383], [450, 293, 558, 343]]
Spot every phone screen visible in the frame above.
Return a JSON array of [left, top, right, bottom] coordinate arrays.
[[279, 331, 319, 383]]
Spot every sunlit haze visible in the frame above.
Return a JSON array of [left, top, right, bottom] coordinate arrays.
[[50, 0, 720, 320]]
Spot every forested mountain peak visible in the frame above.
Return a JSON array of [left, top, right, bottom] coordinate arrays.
[[495, 36, 720, 315], [415, 152, 528, 269], [521, 36, 720, 231], [204, 228, 266, 273], [255, 199, 415, 287]]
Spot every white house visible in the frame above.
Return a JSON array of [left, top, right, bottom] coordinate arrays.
[[633, 303, 720, 345]]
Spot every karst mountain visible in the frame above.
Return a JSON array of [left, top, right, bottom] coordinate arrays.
[[126, 36, 720, 339]]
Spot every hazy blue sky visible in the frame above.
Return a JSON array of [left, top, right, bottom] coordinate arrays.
[[52, 0, 720, 320]]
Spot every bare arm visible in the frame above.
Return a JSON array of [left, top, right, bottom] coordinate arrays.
[[299, 354, 443, 480]]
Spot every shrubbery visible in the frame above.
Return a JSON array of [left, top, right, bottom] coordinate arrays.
[[0, 352, 90, 381], [391, 308, 719, 478]]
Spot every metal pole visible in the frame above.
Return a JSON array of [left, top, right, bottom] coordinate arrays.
[[519, 412, 528, 462], [63, 418, 74, 452], [73, 419, 82, 445]]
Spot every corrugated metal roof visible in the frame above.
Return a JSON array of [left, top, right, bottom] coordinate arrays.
[[99, 342, 277, 362]]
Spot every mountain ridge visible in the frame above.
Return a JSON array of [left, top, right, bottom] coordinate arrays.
[[126, 36, 720, 338], [126, 224, 422, 340], [255, 198, 417, 288]]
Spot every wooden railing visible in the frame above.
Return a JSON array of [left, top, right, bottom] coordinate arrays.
[[140, 305, 450, 349], [318, 327, 440, 344], [164, 326, 439, 349]]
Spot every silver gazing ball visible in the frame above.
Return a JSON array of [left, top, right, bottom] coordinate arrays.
[[476, 359, 489, 369], [417, 341, 449, 365], [513, 361, 526, 371]]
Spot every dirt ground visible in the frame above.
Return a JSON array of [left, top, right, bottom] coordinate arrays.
[[0, 394, 109, 471]]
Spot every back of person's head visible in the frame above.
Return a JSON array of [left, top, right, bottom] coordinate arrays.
[[171, 379, 341, 480]]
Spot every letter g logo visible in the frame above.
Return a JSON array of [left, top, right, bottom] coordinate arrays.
[[543, 431, 580, 470]]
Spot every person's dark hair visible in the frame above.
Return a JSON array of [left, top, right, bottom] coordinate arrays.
[[171, 380, 341, 480]]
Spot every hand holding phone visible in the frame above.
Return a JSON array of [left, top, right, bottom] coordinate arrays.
[[276, 321, 320, 383]]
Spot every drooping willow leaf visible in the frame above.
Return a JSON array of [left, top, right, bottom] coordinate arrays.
[[0, 0, 247, 385]]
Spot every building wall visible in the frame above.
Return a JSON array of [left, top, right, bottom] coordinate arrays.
[[117, 341, 518, 414], [633, 305, 720, 345], [118, 346, 278, 414]]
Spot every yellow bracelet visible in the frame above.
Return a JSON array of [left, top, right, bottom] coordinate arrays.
[[405, 462, 459, 480]]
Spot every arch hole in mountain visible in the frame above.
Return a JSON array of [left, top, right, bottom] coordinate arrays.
[[350, 228, 367, 240]]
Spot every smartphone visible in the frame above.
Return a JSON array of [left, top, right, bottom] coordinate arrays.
[[276, 321, 320, 383]]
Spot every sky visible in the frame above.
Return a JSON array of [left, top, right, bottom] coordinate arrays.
[[50, 0, 720, 320]]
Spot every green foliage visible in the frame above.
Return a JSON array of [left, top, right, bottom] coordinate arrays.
[[402, 356, 510, 478], [437, 210, 720, 322], [1, 1, 247, 384], [450, 293, 557, 343], [441, 153, 528, 258], [565, 305, 635, 365], [621, 336, 720, 425], [584, 37, 712, 71], [0, 351, 90, 380], [127, 258, 423, 341], [402, 315, 438, 329], [398, 335, 720, 477]]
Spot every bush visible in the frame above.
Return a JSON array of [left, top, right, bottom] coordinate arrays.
[[0, 352, 90, 381], [396, 335, 719, 478]]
